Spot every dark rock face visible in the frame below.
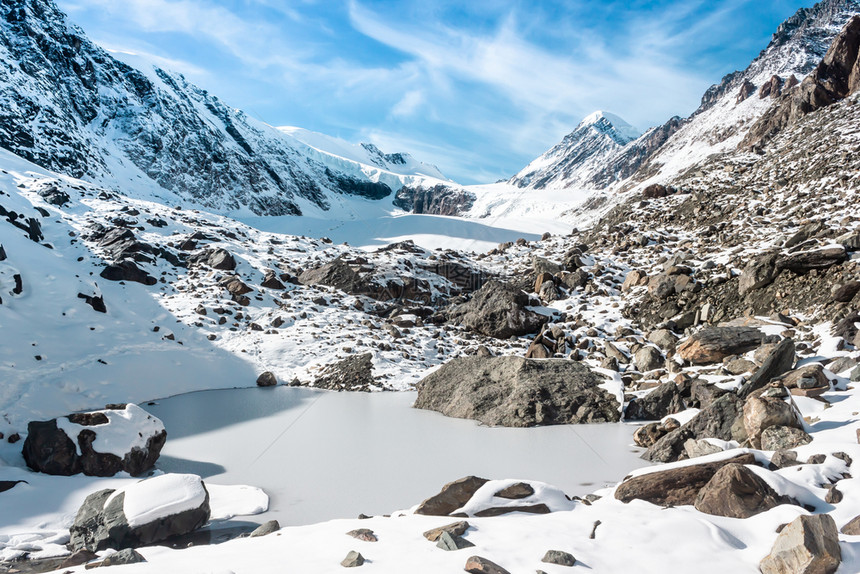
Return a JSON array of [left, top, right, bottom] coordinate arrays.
[[745, 15, 860, 148], [678, 326, 764, 364], [447, 281, 548, 339], [21, 419, 80, 475], [615, 453, 757, 506], [69, 480, 210, 552], [761, 514, 841, 574], [694, 463, 798, 518], [738, 338, 796, 399], [643, 394, 745, 463], [414, 356, 621, 427], [624, 381, 684, 421], [22, 405, 166, 476], [415, 476, 489, 516], [311, 353, 378, 391], [393, 184, 476, 216], [99, 260, 157, 285]]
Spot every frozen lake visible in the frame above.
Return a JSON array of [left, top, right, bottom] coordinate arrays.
[[146, 387, 648, 527]]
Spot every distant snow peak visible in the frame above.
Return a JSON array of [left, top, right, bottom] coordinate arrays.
[[579, 111, 641, 143]]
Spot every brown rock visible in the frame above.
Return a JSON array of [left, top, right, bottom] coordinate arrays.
[[416, 476, 488, 516], [678, 326, 763, 364], [494, 482, 534, 499], [782, 364, 829, 389], [622, 270, 646, 292], [534, 272, 554, 294], [423, 521, 470, 542], [833, 280, 860, 303], [473, 504, 550, 517], [464, 556, 511, 574], [841, 515, 860, 535], [694, 463, 798, 518], [615, 453, 756, 506], [346, 528, 377, 542]]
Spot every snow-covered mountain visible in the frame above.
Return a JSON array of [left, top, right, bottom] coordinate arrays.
[[509, 111, 641, 190], [0, 0, 447, 217], [511, 0, 860, 192]]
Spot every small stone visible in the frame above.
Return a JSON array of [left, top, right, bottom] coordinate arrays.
[[436, 530, 475, 551], [806, 454, 827, 465], [249, 520, 280, 537], [841, 515, 860, 535], [347, 528, 377, 542], [541, 550, 576, 566], [85, 548, 146, 569], [761, 426, 812, 451], [423, 521, 470, 541], [341, 551, 365, 568], [825, 487, 843, 504]]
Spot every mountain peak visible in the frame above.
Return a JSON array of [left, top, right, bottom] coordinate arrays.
[[578, 111, 641, 143]]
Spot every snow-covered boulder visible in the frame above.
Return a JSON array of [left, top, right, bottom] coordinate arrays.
[[69, 473, 210, 552], [22, 404, 166, 476]]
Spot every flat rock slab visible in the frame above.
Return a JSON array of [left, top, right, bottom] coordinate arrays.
[[615, 453, 757, 506], [416, 476, 489, 516], [414, 356, 620, 427], [678, 326, 764, 364]]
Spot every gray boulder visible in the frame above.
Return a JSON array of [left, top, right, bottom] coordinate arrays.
[[624, 381, 684, 421], [760, 514, 841, 574], [69, 474, 210, 552], [738, 252, 780, 296], [761, 425, 812, 451], [414, 356, 621, 427], [743, 393, 803, 449], [447, 281, 547, 339], [634, 346, 664, 372]]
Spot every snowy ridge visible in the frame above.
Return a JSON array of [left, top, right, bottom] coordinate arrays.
[[0, 0, 446, 218]]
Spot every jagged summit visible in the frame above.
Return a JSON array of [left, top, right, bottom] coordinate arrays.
[[509, 110, 641, 190], [579, 111, 642, 143]]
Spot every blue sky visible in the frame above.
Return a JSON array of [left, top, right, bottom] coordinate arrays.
[[57, 0, 813, 184]]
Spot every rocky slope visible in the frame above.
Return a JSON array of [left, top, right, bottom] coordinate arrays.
[[0, 0, 447, 217]]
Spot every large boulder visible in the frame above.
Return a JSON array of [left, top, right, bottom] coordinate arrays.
[[615, 453, 757, 506], [414, 356, 620, 427], [69, 474, 210, 552], [678, 326, 764, 365], [760, 514, 841, 574], [22, 404, 166, 476], [694, 464, 798, 518], [447, 281, 547, 339], [643, 394, 745, 463]]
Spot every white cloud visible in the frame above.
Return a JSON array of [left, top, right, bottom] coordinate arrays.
[[390, 90, 424, 118]]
